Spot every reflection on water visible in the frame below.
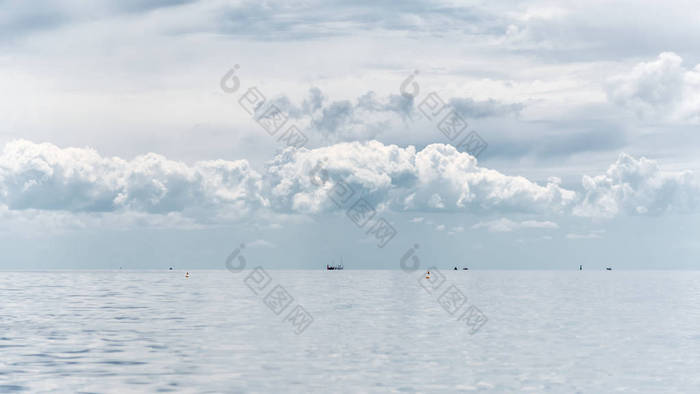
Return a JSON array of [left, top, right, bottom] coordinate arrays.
[[1, 270, 700, 392]]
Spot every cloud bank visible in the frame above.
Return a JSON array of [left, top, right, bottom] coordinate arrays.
[[607, 52, 700, 123], [574, 153, 699, 218], [0, 140, 696, 224], [472, 218, 559, 233], [264, 140, 574, 215], [0, 140, 265, 221], [264, 88, 523, 145]]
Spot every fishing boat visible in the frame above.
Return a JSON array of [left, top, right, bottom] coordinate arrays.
[[326, 257, 344, 270]]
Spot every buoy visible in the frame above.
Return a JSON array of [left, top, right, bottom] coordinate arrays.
[[185, 272, 190, 278]]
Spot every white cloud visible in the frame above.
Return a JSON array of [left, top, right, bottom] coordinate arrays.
[[2, 140, 697, 226], [472, 218, 559, 232], [574, 153, 699, 218], [269, 141, 577, 215], [0, 140, 265, 220], [435, 224, 445, 231], [606, 52, 700, 123], [520, 220, 559, 229], [1, 140, 576, 221], [247, 239, 276, 248], [566, 230, 605, 240]]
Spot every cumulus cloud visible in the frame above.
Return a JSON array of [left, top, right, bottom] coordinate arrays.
[[574, 153, 699, 218], [0, 139, 578, 222], [0, 140, 265, 220], [606, 52, 700, 123], [264, 140, 576, 215], [2, 140, 696, 225], [472, 218, 559, 232]]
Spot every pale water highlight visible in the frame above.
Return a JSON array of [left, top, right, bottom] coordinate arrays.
[[1, 270, 699, 392]]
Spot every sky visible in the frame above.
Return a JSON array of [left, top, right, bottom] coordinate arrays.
[[1, 0, 699, 269]]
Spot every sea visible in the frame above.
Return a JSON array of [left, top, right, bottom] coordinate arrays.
[[1, 270, 699, 393]]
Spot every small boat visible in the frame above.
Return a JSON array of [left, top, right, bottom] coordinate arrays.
[[462, 267, 469, 270], [326, 257, 344, 270], [185, 272, 190, 278], [606, 267, 612, 271]]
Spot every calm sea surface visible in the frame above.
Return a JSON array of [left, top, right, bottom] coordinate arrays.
[[1, 270, 699, 393]]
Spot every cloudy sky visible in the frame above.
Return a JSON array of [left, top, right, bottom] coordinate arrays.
[[1, 0, 699, 269]]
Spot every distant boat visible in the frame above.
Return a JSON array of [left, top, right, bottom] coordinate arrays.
[[326, 257, 344, 270], [462, 267, 469, 270], [606, 267, 612, 271]]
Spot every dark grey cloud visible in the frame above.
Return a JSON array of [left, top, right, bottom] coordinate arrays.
[[213, 0, 502, 41], [256, 87, 628, 161], [257, 87, 522, 144], [4, 0, 699, 65], [116, 0, 197, 13], [0, 2, 67, 40], [503, 2, 700, 62], [482, 119, 629, 161], [0, 0, 505, 43], [0, 0, 198, 43], [449, 98, 524, 119]]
